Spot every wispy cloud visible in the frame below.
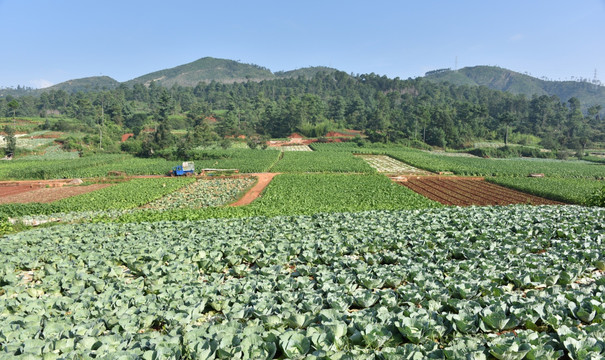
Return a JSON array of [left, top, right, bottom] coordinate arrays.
[[30, 79, 53, 89]]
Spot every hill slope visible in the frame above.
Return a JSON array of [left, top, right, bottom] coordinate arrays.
[[425, 66, 605, 110], [275, 66, 339, 79], [43, 76, 121, 93], [124, 57, 276, 87]]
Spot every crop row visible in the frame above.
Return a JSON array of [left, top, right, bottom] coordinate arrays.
[[487, 177, 605, 205], [142, 177, 256, 210], [401, 178, 563, 206], [0, 178, 195, 218], [110, 173, 441, 223], [0, 150, 282, 180], [0, 206, 603, 358], [387, 149, 605, 179], [187, 149, 281, 173], [271, 152, 376, 173], [0, 155, 171, 180]]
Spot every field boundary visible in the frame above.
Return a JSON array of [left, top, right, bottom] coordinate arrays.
[[229, 173, 279, 206]]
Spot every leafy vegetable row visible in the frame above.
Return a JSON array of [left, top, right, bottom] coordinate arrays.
[[108, 173, 441, 223], [0, 178, 194, 218], [270, 152, 376, 173], [0, 206, 603, 358]]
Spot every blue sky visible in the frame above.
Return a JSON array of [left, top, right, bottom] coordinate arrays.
[[1, 0, 604, 88]]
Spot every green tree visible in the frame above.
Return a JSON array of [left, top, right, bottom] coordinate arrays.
[[7, 100, 19, 119], [500, 111, 518, 146], [3, 125, 17, 156]]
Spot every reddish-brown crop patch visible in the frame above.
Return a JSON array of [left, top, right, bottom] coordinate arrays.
[[396, 177, 563, 206], [0, 183, 112, 204]]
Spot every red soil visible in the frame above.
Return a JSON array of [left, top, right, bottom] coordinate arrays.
[[326, 131, 356, 137], [0, 183, 112, 204], [229, 173, 279, 206], [396, 177, 563, 206]]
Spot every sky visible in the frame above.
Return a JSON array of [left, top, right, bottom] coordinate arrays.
[[1, 0, 604, 89]]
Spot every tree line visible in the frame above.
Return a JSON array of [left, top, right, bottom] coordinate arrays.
[[1, 71, 603, 155]]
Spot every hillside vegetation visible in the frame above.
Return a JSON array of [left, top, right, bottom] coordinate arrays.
[[125, 57, 276, 87], [425, 66, 605, 111]]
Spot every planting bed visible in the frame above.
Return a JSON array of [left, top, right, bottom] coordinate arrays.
[[142, 177, 256, 210], [280, 145, 313, 151], [1, 206, 604, 358], [356, 155, 432, 174], [0, 184, 112, 204], [398, 177, 564, 206]]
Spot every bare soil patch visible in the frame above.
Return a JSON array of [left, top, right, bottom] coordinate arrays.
[[0, 183, 112, 204], [396, 177, 563, 206], [229, 173, 279, 206]]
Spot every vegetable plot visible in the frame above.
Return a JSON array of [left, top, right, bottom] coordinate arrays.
[[488, 177, 605, 205], [0, 178, 194, 218], [356, 154, 432, 174], [0, 206, 603, 358], [142, 177, 256, 210], [400, 177, 564, 206], [271, 152, 376, 173]]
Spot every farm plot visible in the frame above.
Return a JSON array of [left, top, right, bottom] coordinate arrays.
[[142, 177, 256, 210], [271, 152, 376, 173], [280, 145, 313, 151], [0, 183, 112, 204], [0, 206, 604, 358], [356, 154, 432, 174], [0, 177, 194, 218], [398, 177, 563, 206]]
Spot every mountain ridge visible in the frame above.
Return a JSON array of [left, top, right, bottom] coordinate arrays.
[[424, 65, 605, 110], [10, 58, 605, 111]]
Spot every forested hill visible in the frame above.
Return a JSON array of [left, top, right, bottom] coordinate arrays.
[[44, 76, 121, 93], [124, 57, 277, 87], [424, 66, 605, 110], [3, 58, 604, 119], [30, 58, 340, 93]]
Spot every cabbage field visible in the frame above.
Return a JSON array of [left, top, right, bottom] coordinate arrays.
[[1, 144, 604, 359], [1, 206, 604, 358]]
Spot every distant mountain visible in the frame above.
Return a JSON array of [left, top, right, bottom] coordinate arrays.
[[24, 59, 605, 113], [424, 66, 605, 110], [275, 66, 339, 79], [124, 57, 276, 87], [44, 76, 121, 93]]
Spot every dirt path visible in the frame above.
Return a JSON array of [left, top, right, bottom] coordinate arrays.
[[229, 173, 279, 206]]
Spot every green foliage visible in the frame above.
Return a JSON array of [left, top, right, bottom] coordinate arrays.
[[0, 178, 194, 218], [42, 76, 121, 93], [586, 185, 605, 207], [248, 173, 440, 213], [142, 177, 255, 210], [387, 148, 605, 179], [125, 57, 276, 88], [0, 213, 13, 235], [112, 173, 440, 222], [425, 65, 605, 112], [488, 177, 605, 205], [2, 125, 16, 156], [1, 206, 604, 357], [271, 151, 377, 173], [468, 146, 555, 159], [187, 149, 281, 173]]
